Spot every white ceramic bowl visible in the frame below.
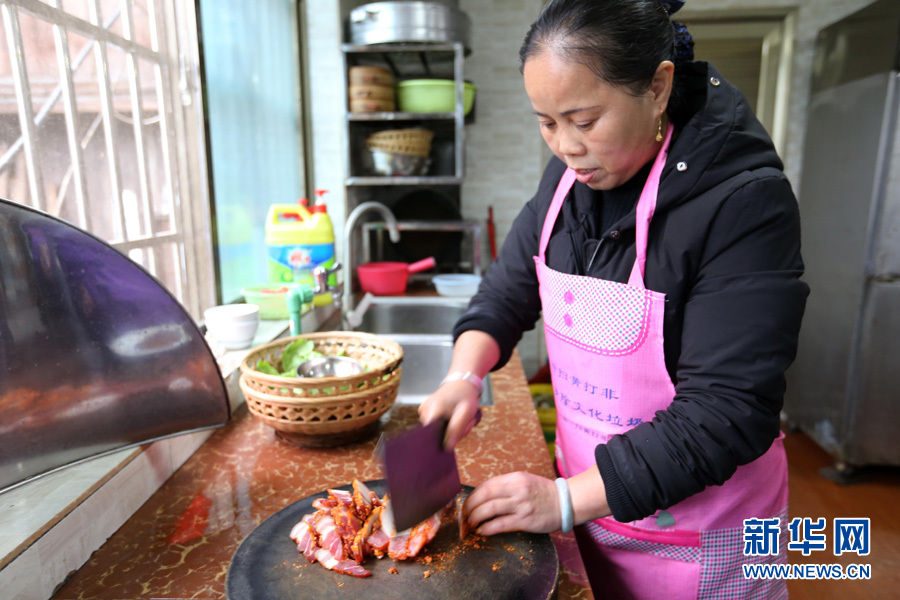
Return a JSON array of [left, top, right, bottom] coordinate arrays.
[[204, 303, 260, 350], [432, 274, 482, 297]]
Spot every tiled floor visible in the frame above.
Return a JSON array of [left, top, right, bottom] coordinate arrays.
[[784, 430, 900, 599]]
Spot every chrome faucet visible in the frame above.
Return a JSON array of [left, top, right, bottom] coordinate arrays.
[[287, 262, 343, 336], [342, 202, 401, 323], [312, 262, 343, 306]]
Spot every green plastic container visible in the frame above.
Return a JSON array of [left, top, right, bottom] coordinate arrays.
[[397, 79, 476, 115], [241, 285, 292, 320]]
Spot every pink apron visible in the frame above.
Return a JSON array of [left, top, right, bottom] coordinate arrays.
[[534, 124, 788, 599]]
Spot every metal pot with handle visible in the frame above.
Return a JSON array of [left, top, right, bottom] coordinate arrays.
[[349, 1, 471, 53]]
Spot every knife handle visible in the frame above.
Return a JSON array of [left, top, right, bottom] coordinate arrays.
[[439, 408, 482, 436]]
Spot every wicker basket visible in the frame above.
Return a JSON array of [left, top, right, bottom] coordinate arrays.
[[366, 128, 434, 158], [239, 331, 403, 447], [348, 65, 395, 87]]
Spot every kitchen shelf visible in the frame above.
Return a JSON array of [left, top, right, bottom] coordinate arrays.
[[363, 220, 483, 277], [346, 175, 463, 186], [342, 40, 475, 281], [343, 41, 466, 180], [347, 112, 455, 122], [342, 42, 462, 54]]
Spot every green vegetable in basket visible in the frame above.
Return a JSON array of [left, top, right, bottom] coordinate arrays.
[[256, 360, 279, 376], [281, 338, 316, 373], [255, 337, 364, 378]]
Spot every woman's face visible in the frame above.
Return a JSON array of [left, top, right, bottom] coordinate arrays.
[[523, 49, 673, 190]]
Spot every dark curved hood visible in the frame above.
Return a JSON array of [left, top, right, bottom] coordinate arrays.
[[0, 198, 230, 493]]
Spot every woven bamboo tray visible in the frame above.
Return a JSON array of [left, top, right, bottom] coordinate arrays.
[[366, 128, 433, 158], [239, 331, 403, 447]]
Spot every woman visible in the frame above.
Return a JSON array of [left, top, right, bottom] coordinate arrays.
[[419, 0, 808, 597]]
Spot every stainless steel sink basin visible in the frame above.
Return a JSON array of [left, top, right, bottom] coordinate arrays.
[[387, 334, 493, 406], [347, 296, 467, 335]]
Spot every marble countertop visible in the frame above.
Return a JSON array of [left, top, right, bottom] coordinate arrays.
[[50, 349, 594, 599]]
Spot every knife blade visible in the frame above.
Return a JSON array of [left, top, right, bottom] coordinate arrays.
[[377, 409, 483, 532], [381, 417, 459, 532]]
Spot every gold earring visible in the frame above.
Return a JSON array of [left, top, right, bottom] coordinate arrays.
[[655, 116, 663, 142]]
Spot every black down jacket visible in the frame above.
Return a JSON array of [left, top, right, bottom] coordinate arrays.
[[453, 62, 809, 523]]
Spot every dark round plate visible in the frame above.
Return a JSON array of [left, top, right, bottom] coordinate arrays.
[[226, 479, 559, 600]]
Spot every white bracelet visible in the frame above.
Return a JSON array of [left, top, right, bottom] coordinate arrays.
[[440, 370, 483, 395], [555, 477, 574, 534]]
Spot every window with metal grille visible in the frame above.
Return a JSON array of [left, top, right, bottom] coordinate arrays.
[[0, 0, 215, 317]]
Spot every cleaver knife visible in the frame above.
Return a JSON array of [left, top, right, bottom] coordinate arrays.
[[378, 410, 481, 532]]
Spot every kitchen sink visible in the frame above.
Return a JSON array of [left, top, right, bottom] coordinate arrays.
[[317, 297, 492, 405], [340, 296, 467, 336], [386, 334, 493, 406]]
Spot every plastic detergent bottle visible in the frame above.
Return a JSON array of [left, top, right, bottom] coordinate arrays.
[[265, 197, 335, 306], [308, 193, 338, 302]]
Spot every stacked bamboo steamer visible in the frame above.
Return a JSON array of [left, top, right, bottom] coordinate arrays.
[[348, 65, 395, 113]]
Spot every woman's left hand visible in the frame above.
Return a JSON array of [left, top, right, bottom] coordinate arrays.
[[463, 472, 561, 535]]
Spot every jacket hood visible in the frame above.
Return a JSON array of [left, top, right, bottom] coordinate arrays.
[[656, 61, 783, 212]]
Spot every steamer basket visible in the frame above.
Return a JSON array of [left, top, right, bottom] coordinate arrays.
[[239, 331, 403, 447], [348, 65, 395, 87], [350, 98, 396, 113], [365, 128, 433, 158]]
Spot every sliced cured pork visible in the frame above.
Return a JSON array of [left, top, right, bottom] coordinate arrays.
[[289, 480, 450, 578]]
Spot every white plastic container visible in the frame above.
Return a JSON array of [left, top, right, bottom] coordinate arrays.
[[432, 274, 482, 297], [204, 303, 260, 350]]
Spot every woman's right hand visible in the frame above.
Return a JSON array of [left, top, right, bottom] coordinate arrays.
[[419, 330, 500, 450], [418, 379, 481, 451]]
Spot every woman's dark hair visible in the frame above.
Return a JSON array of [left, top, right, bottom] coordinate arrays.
[[520, 0, 695, 123]]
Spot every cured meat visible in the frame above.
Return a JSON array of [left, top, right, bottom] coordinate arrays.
[[334, 559, 372, 578], [456, 495, 471, 541], [352, 479, 374, 521], [331, 503, 362, 543], [314, 548, 372, 578], [289, 514, 318, 563], [387, 530, 411, 560], [351, 505, 381, 562], [387, 511, 441, 560], [289, 481, 449, 578], [327, 488, 354, 508], [379, 496, 396, 537], [312, 497, 337, 511], [314, 514, 344, 561], [407, 513, 441, 557], [366, 528, 391, 556]]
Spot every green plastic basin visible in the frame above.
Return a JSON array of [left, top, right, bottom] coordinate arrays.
[[242, 285, 291, 320], [397, 79, 476, 115]]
